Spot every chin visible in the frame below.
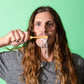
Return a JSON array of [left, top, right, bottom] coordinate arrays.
[[37, 43, 46, 48]]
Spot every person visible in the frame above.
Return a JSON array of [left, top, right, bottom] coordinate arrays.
[[0, 6, 84, 84]]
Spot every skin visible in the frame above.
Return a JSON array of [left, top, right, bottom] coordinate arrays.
[[34, 12, 56, 62]]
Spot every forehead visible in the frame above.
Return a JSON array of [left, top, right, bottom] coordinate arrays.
[[34, 12, 54, 22]]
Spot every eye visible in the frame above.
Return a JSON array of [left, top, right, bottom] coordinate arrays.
[[46, 22, 54, 28], [48, 22, 53, 26], [35, 23, 40, 26]]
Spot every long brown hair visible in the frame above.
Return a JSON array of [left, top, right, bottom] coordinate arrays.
[[19, 6, 78, 84]]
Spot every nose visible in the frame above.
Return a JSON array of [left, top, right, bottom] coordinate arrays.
[[41, 24, 46, 33]]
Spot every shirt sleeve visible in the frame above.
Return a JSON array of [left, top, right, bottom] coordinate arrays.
[[0, 50, 23, 83]]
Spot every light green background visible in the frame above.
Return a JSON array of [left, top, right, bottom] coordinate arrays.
[[0, 0, 84, 84]]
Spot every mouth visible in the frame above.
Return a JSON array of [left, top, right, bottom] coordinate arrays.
[[40, 38, 48, 43], [35, 35, 49, 48]]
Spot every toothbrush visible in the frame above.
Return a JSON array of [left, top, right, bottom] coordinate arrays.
[[30, 36, 48, 39]]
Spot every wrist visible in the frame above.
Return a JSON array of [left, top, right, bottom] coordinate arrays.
[[0, 36, 8, 47]]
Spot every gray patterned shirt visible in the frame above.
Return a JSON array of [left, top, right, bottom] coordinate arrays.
[[0, 50, 84, 84]]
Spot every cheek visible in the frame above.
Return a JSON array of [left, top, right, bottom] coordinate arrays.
[[48, 27, 56, 35], [34, 28, 41, 36], [48, 28, 56, 43]]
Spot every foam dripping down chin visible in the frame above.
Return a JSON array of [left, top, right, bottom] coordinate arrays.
[[40, 38, 48, 57]]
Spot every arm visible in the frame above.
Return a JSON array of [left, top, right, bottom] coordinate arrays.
[[0, 29, 29, 48], [0, 37, 7, 47]]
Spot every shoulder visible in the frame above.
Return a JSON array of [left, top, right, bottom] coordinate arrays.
[[0, 50, 23, 67], [72, 53, 84, 65], [72, 53, 84, 83], [0, 50, 23, 68], [72, 53, 84, 67], [0, 50, 23, 60]]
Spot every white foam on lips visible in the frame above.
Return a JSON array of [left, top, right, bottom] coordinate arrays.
[[40, 38, 48, 43]]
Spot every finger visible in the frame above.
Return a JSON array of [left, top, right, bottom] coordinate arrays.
[[10, 41, 24, 46], [9, 30, 16, 42], [17, 29, 25, 42], [14, 30, 21, 42], [24, 31, 29, 42]]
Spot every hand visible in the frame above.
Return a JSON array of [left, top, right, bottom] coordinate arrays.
[[3, 29, 29, 46]]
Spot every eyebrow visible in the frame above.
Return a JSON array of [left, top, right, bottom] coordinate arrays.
[[46, 21, 54, 23], [34, 21, 41, 23], [34, 20, 54, 23]]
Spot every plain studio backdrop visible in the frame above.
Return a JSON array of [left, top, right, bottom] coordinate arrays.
[[0, 0, 84, 84]]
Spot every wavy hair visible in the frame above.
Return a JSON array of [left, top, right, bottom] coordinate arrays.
[[19, 6, 78, 84]]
